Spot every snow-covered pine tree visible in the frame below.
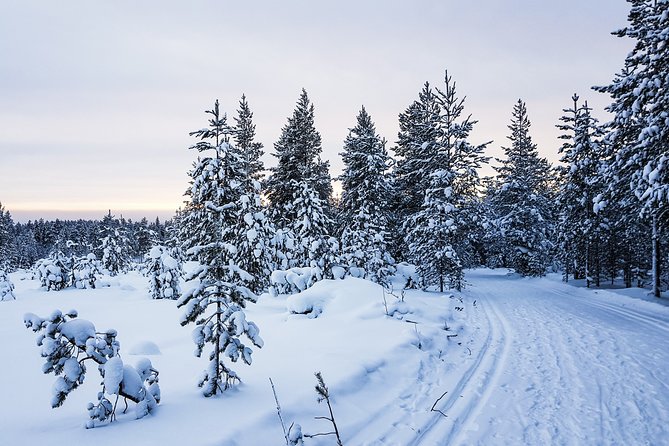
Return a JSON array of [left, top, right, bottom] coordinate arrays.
[[0, 202, 15, 270], [23, 310, 160, 427], [405, 73, 490, 291], [35, 252, 70, 291], [595, 0, 669, 297], [178, 100, 263, 397], [97, 211, 130, 276], [0, 269, 15, 300], [146, 245, 182, 299], [556, 94, 608, 286], [291, 180, 338, 276], [233, 94, 265, 182], [338, 106, 394, 284], [71, 253, 101, 289], [265, 90, 333, 230], [390, 83, 441, 261], [491, 100, 556, 277], [232, 95, 275, 293]]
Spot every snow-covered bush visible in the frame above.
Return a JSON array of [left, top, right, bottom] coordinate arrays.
[[23, 310, 160, 428], [145, 245, 182, 300], [71, 253, 101, 289], [270, 267, 321, 296], [35, 255, 70, 291], [0, 269, 15, 300]]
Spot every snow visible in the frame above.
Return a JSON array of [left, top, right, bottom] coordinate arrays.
[[103, 357, 124, 394], [128, 341, 161, 355], [60, 319, 96, 348], [2, 268, 669, 444]]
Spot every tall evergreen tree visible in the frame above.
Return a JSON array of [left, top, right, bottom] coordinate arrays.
[[97, 211, 130, 276], [595, 0, 669, 297], [491, 100, 555, 277], [0, 203, 15, 269], [265, 90, 332, 228], [233, 94, 265, 181], [556, 95, 608, 286], [391, 83, 441, 260], [337, 107, 394, 284], [232, 95, 274, 293], [178, 100, 263, 397], [405, 73, 489, 291]]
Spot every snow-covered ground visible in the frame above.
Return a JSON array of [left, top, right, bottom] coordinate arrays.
[[1, 269, 668, 445]]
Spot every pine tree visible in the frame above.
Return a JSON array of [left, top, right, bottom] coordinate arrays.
[[233, 94, 265, 181], [265, 90, 332, 229], [405, 73, 489, 291], [391, 83, 441, 260], [595, 0, 669, 297], [291, 180, 337, 274], [556, 95, 608, 286], [97, 211, 130, 276], [0, 269, 15, 300], [232, 95, 275, 293], [146, 246, 182, 299], [178, 100, 263, 397], [0, 202, 15, 270], [491, 100, 555, 277], [338, 106, 394, 284], [71, 253, 102, 289], [23, 310, 160, 427]]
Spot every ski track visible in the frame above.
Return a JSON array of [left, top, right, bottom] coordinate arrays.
[[347, 270, 669, 445], [456, 272, 669, 445]]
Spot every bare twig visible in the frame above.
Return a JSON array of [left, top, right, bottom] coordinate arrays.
[[269, 378, 290, 445], [430, 391, 449, 418]]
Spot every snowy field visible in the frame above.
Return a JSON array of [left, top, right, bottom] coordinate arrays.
[[1, 269, 668, 445]]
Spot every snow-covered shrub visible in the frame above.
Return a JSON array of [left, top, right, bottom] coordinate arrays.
[[35, 255, 70, 291], [0, 269, 15, 300], [23, 310, 160, 428], [71, 253, 101, 289], [270, 267, 321, 296], [146, 245, 182, 300]]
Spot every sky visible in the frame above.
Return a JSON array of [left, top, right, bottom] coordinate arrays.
[[0, 0, 633, 223]]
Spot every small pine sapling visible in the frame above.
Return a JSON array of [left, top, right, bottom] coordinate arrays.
[[23, 310, 160, 428], [35, 254, 70, 291], [146, 245, 182, 300], [0, 269, 16, 300], [71, 253, 101, 289], [304, 372, 343, 445]]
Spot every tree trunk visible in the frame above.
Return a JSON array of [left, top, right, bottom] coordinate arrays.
[[653, 214, 661, 298]]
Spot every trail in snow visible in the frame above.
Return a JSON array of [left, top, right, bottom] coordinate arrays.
[[453, 269, 669, 446]]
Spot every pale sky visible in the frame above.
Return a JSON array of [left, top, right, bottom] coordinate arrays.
[[0, 0, 633, 222]]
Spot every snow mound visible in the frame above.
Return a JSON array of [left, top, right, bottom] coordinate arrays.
[[128, 341, 161, 355], [286, 277, 386, 318]]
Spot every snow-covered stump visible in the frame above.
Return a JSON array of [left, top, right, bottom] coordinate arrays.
[[23, 310, 160, 428], [0, 269, 15, 300], [145, 246, 182, 300]]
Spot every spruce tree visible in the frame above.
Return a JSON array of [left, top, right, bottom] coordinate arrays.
[[265, 90, 332, 229], [491, 100, 555, 277], [0, 203, 15, 270], [97, 211, 130, 276], [232, 95, 275, 293], [595, 0, 669, 297], [556, 95, 608, 286], [338, 106, 394, 284], [391, 83, 441, 260], [405, 73, 489, 291], [178, 100, 263, 397]]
